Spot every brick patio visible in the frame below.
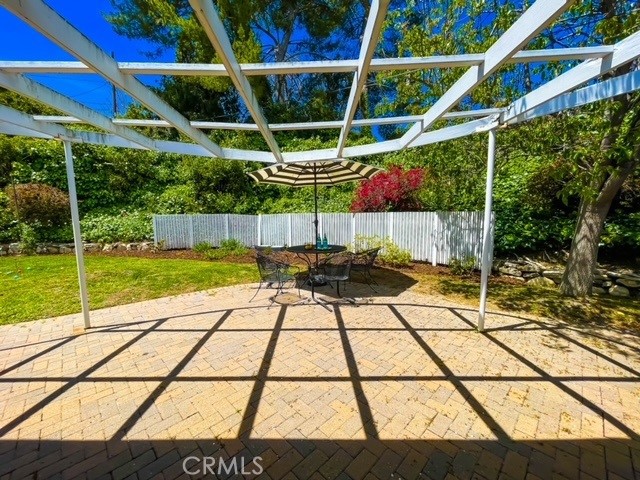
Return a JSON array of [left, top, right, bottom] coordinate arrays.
[[0, 282, 638, 479]]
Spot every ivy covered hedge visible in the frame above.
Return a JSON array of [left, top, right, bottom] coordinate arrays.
[[80, 211, 153, 243]]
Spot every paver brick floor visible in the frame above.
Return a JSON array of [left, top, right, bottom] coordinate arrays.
[[0, 282, 638, 479]]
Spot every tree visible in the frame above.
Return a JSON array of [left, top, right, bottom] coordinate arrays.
[[351, 165, 425, 212], [106, 0, 367, 122], [374, 1, 523, 128], [375, 1, 640, 296], [178, 156, 263, 213], [559, 2, 640, 296]]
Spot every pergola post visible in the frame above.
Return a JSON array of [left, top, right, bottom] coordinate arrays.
[[478, 128, 496, 332], [63, 141, 90, 329]]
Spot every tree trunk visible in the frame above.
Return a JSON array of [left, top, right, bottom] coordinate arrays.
[[559, 198, 609, 296], [273, 13, 295, 104], [560, 158, 638, 297], [560, 57, 639, 297]]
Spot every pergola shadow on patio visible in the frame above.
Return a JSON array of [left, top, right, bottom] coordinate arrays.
[[0, 287, 638, 479], [295, 266, 419, 301], [2, 0, 639, 334]]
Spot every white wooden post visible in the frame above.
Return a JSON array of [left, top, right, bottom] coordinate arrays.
[[478, 129, 497, 332], [188, 215, 194, 248], [351, 213, 356, 248], [225, 214, 230, 241], [257, 213, 262, 246], [288, 213, 292, 246], [63, 141, 90, 329], [152, 215, 157, 246], [431, 213, 438, 266], [388, 211, 394, 242]]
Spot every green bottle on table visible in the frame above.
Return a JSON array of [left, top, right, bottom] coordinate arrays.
[[322, 234, 328, 248]]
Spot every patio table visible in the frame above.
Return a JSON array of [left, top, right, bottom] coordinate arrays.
[[287, 244, 347, 308]]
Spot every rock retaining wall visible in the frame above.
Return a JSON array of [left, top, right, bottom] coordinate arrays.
[[493, 259, 639, 298], [0, 241, 154, 256]]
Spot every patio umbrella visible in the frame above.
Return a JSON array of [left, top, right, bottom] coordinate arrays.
[[247, 160, 383, 245]]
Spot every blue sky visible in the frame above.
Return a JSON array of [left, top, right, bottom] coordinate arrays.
[[0, 0, 173, 115]]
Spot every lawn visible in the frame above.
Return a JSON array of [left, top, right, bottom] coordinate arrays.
[[2, 254, 638, 332], [0, 254, 257, 324], [411, 271, 640, 331]]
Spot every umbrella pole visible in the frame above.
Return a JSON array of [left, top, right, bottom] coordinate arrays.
[[314, 165, 319, 269]]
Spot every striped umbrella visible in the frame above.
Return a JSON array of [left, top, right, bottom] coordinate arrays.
[[247, 160, 383, 246]]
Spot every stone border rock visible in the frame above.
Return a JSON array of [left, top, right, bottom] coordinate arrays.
[[0, 241, 154, 256], [493, 258, 639, 298]]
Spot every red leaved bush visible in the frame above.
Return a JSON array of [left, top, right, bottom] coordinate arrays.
[[350, 165, 425, 212]]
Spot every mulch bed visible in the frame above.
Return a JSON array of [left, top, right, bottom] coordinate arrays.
[[86, 248, 521, 285]]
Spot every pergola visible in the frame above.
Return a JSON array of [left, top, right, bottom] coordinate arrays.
[[1, 0, 639, 331]]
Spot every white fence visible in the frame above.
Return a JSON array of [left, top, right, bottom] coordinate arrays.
[[153, 211, 493, 265]]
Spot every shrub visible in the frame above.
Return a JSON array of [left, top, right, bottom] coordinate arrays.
[[193, 241, 214, 253], [348, 234, 412, 267], [0, 191, 19, 243], [601, 212, 640, 251], [204, 238, 249, 260], [380, 242, 412, 267], [449, 255, 477, 276], [153, 185, 201, 214], [5, 183, 70, 228], [350, 234, 384, 253], [220, 238, 247, 252], [19, 223, 38, 254], [351, 166, 425, 212], [39, 224, 74, 243], [80, 211, 152, 243]]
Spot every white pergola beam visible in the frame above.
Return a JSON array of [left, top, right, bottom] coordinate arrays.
[[511, 46, 613, 62], [0, 47, 614, 76], [337, 0, 390, 155], [341, 138, 404, 158], [400, 0, 574, 148], [0, 71, 156, 150], [410, 117, 498, 147], [339, 117, 497, 159], [31, 108, 504, 132], [220, 148, 276, 163], [502, 30, 640, 124], [514, 69, 640, 123], [0, 104, 175, 152], [188, 0, 282, 162], [0, 121, 53, 139], [0, 104, 80, 140], [281, 149, 338, 163], [2, 0, 225, 158], [0, 107, 277, 161], [0, 103, 275, 161]]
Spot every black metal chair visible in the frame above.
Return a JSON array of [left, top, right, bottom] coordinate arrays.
[[349, 247, 380, 291], [250, 252, 299, 302], [313, 252, 352, 298]]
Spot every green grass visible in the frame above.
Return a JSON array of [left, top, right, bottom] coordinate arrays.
[[2, 255, 638, 332], [411, 272, 640, 331], [0, 255, 257, 325]]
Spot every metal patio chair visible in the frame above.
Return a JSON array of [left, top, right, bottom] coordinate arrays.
[[313, 252, 353, 298], [350, 247, 380, 291], [250, 251, 299, 302]]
